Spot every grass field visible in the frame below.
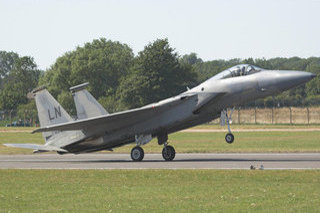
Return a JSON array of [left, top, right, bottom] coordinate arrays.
[[0, 170, 319, 212], [1, 125, 320, 154], [1, 126, 320, 212]]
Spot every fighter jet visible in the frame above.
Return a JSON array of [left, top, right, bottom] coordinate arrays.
[[5, 64, 316, 161]]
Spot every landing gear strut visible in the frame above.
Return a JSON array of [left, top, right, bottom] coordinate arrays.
[[222, 108, 235, 144], [158, 134, 176, 161], [162, 144, 175, 161], [131, 146, 144, 161]]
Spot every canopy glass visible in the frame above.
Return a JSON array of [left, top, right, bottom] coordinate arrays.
[[211, 64, 264, 80]]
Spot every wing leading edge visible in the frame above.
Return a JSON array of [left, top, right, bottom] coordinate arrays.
[[32, 94, 197, 134]]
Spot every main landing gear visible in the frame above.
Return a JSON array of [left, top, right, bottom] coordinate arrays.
[[162, 144, 176, 161], [131, 146, 144, 161], [130, 133, 176, 161], [158, 133, 175, 161], [221, 108, 235, 144]]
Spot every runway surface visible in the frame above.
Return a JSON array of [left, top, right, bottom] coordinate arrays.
[[1, 153, 320, 169]]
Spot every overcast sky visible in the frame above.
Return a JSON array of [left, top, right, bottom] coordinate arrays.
[[1, 0, 320, 70]]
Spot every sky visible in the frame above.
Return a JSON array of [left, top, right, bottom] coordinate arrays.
[[1, 0, 320, 70]]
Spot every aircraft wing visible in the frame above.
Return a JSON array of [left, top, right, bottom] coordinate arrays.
[[3, 143, 67, 152], [193, 92, 227, 114], [32, 94, 197, 134]]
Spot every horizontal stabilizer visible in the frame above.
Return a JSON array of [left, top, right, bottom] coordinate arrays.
[[3, 144, 67, 152]]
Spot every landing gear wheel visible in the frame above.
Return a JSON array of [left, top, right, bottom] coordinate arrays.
[[57, 151, 66, 155], [162, 145, 176, 161], [225, 133, 234, 144], [131, 146, 144, 161]]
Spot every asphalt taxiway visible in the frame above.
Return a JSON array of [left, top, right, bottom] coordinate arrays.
[[1, 153, 320, 169]]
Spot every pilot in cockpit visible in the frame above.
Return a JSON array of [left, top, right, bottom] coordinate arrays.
[[240, 66, 245, 76], [210, 64, 264, 81], [234, 67, 240, 76]]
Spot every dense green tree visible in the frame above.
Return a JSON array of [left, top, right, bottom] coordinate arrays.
[[117, 72, 149, 109], [0, 56, 41, 110], [0, 51, 19, 88], [117, 39, 198, 109], [98, 95, 119, 114], [17, 101, 38, 124], [305, 60, 320, 96], [57, 91, 76, 116], [2, 39, 320, 113], [39, 38, 134, 112], [180, 53, 203, 66]]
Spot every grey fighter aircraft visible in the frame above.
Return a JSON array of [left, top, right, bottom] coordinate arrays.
[[5, 64, 316, 161]]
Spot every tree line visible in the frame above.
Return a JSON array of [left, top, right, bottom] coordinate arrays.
[[0, 38, 319, 117]]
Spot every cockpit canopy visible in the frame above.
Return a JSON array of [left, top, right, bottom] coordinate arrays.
[[211, 64, 264, 80]]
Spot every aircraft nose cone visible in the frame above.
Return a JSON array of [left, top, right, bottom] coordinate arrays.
[[291, 71, 316, 82], [310, 73, 317, 79], [276, 71, 315, 91], [257, 70, 316, 94]]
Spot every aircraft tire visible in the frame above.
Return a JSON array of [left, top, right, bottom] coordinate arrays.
[[57, 151, 66, 155], [162, 145, 175, 161], [131, 146, 144, 161], [225, 133, 234, 144]]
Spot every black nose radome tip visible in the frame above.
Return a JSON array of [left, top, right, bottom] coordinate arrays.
[[310, 73, 317, 79]]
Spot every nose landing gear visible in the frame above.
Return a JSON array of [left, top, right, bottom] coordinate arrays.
[[221, 108, 235, 144], [225, 133, 234, 144]]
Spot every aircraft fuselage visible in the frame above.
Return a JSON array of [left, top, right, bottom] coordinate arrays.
[[64, 69, 315, 153]]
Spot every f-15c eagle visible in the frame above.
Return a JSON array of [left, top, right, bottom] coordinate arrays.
[[5, 64, 316, 161]]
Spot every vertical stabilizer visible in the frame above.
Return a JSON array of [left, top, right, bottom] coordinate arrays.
[[32, 87, 73, 141], [70, 82, 108, 120]]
